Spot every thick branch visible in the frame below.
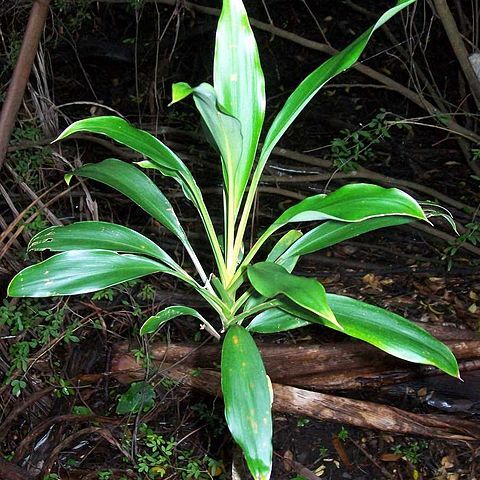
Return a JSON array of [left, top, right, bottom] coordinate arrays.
[[162, 364, 480, 440], [433, 0, 480, 110], [0, 0, 51, 169]]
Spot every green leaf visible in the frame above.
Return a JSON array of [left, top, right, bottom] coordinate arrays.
[[281, 216, 411, 259], [266, 230, 302, 270], [67, 158, 189, 245], [116, 381, 156, 414], [214, 0, 265, 209], [222, 326, 272, 480], [274, 184, 426, 227], [257, 0, 415, 171], [325, 294, 459, 377], [235, 184, 427, 286], [251, 295, 459, 378], [8, 250, 171, 297], [172, 82, 243, 197], [56, 116, 201, 206], [56, 116, 225, 279], [247, 262, 338, 327], [28, 221, 178, 269], [247, 308, 309, 334], [140, 305, 219, 340]]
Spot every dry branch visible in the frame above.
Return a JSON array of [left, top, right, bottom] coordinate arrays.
[[433, 0, 480, 109], [162, 364, 480, 441], [110, 327, 480, 440], [0, 0, 51, 169], [112, 333, 480, 391]]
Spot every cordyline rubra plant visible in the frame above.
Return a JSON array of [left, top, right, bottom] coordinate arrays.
[[9, 0, 458, 478]]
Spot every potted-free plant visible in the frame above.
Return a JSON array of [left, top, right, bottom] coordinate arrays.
[[9, 0, 458, 478]]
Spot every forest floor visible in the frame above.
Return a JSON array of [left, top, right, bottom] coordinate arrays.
[[1, 1, 479, 479]]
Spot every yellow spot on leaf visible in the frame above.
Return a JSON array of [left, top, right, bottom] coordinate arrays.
[[232, 335, 239, 345]]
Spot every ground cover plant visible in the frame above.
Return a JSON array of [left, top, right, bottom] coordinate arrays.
[[8, 0, 460, 478]]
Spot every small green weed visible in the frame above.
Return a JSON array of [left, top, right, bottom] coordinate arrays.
[[443, 220, 480, 269], [97, 470, 113, 480], [296, 416, 310, 428], [10, 123, 52, 189], [0, 299, 82, 395], [330, 110, 402, 172], [392, 440, 428, 465], [191, 402, 227, 437], [116, 381, 156, 415], [337, 426, 349, 441], [43, 475, 61, 480], [121, 423, 225, 479]]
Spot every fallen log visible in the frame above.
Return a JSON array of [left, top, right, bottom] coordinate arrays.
[[161, 364, 480, 441], [110, 329, 480, 440], [112, 336, 480, 391]]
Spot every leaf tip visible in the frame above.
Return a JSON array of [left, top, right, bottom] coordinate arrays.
[[64, 173, 73, 185]]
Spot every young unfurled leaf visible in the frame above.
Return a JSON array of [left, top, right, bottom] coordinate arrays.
[[8, 250, 172, 297], [247, 262, 338, 328], [28, 221, 179, 269], [171, 82, 243, 197], [222, 326, 272, 480], [214, 0, 265, 210]]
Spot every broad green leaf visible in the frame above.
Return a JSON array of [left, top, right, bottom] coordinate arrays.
[[28, 221, 178, 269], [214, 0, 265, 210], [56, 116, 225, 278], [8, 250, 171, 297], [244, 231, 302, 312], [325, 294, 459, 377], [247, 262, 338, 327], [274, 184, 426, 227], [66, 158, 189, 245], [257, 0, 415, 172], [248, 308, 309, 333], [56, 115, 202, 206], [171, 82, 243, 196], [140, 305, 218, 339], [222, 326, 272, 480], [116, 381, 156, 415], [281, 216, 411, 259], [251, 296, 459, 378]]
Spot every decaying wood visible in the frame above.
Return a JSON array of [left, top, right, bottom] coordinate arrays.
[[161, 365, 480, 441], [110, 330, 480, 440], [112, 330, 480, 391]]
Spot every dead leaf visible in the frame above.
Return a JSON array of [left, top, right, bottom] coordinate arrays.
[[283, 450, 294, 472], [380, 453, 402, 462], [441, 455, 455, 469]]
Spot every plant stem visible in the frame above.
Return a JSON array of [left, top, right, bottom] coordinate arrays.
[[233, 299, 280, 324], [195, 194, 228, 284]]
